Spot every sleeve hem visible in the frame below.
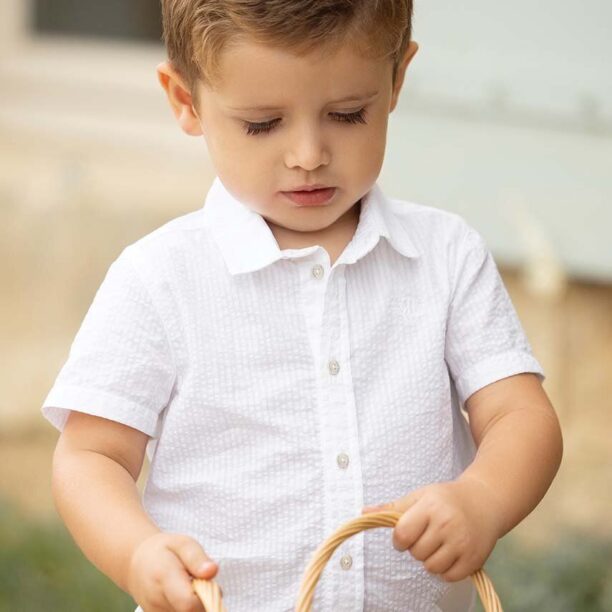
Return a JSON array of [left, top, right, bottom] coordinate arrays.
[[453, 350, 546, 405], [41, 384, 161, 437]]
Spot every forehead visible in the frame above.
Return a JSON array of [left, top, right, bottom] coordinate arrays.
[[204, 37, 391, 108]]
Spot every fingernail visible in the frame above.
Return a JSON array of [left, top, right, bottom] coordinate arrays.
[[200, 561, 216, 573]]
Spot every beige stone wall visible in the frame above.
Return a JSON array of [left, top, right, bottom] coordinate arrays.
[[501, 271, 612, 547]]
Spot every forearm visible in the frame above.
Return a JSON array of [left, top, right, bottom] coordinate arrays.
[[457, 404, 563, 538], [51, 444, 161, 593]]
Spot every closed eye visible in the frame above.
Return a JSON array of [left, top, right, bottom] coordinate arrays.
[[242, 108, 368, 136]]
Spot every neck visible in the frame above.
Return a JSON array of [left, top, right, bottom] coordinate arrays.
[[267, 200, 361, 255]]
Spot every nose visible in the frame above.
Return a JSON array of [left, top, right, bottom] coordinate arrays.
[[284, 123, 331, 171]]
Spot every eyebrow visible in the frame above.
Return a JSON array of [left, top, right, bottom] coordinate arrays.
[[227, 90, 380, 112]]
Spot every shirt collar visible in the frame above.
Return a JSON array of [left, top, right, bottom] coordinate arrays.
[[201, 176, 420, 275]]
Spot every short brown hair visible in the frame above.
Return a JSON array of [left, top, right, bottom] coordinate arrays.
[[161, 0, 414, 97]]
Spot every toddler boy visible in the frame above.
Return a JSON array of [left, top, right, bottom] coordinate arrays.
[[43, 1, 563, 611]]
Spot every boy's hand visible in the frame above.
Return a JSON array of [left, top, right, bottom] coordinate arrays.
[[127, 532, 222, 611], [361, 477, 504, 582]]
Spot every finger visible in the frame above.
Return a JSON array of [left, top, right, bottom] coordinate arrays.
[[440, 554, 471, 583], [406, 526, 444, 562], [141, 555, 179, 612], [163, 560, 206, 612], [422, 544, 460, 577], [392, 489, 423, 513], [361, 505, 384, 514], [393, 506, 429, 552], [167, 535, 219, 579], [142, 591, 173, 612]]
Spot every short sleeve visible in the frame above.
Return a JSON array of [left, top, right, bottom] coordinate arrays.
[[444, 226, 545, 405], [41, 247, 176, 437]]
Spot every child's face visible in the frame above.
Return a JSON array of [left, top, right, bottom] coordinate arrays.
[[158, 36, 418, 237]]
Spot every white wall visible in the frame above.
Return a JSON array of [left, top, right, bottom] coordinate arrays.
[[381, 0, 611, 282], [407, 0, 611, 122]]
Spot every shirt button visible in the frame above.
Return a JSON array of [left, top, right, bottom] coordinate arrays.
[[340, 554, 353, 570], [336, 453, 349, 469], [311, 264, 324, 279], [328, 359, 340, 375]]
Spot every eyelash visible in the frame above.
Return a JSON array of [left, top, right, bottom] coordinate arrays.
[[242, 108, 368, 136]]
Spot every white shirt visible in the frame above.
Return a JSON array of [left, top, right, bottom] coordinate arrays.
[[42, 176, 545, 612]]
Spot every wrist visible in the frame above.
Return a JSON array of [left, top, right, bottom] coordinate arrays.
[[456, 473, 508, 539], [124, 527, 163, 595]]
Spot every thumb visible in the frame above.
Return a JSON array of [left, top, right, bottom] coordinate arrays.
[[362, 503, 391, 514], [167, 535, 219, 579]]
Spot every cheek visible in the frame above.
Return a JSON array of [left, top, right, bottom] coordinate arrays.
[[204, 128, 260, 178], [211, 141, 271, 200], [340, 110, 387, 152], [202, 114, 252, 161], [342, 124, 386, 169], [366, 116, 389, 160]]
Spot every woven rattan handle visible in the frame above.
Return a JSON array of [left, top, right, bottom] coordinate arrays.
[[192, 509, 503, 611]]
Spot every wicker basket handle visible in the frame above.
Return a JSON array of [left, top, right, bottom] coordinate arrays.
[[192, 509, 503, 611]]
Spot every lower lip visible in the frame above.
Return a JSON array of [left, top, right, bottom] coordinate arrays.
[[282, 188, 336, 206]]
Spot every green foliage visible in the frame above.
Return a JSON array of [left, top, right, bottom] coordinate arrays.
[[478, 532, 612, 612], [0, 498, 135, 612]]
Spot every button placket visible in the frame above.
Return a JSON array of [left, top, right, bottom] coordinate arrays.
[[316, 267, 363, 611], [298, 255, 329, 373], [333, 273, 365, 610], [300, 256, 336, 611]]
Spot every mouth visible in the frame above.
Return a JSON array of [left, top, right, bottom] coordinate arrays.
[[287, 184, 330, 191], [281, 187, 337, 206]]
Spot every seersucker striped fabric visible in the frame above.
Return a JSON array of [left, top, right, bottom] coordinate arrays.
[[42, 176, 544, 612]]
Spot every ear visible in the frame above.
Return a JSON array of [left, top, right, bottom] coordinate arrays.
[[156, 61, 203, 136], [389, 40, 419, 113]]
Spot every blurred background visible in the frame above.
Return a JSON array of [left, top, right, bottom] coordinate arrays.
[[1, 0, 611, 610]]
